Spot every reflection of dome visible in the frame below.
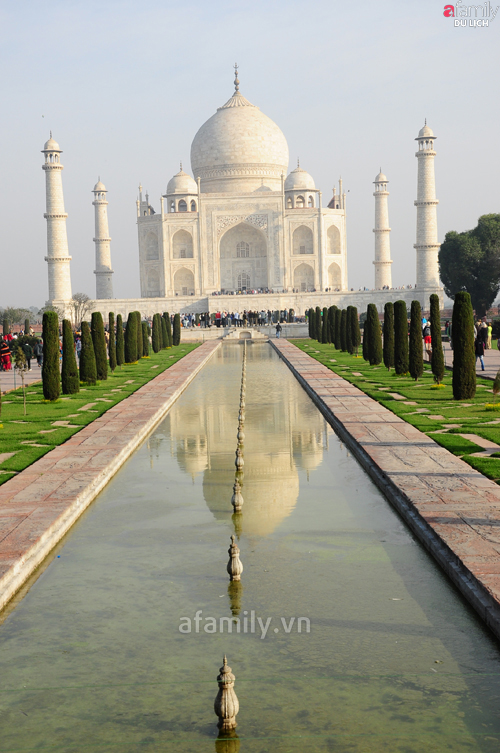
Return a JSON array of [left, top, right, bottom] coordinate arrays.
[[166, 168, 198, 195], [202, 454, 299, 537], [418, 123, 434, 138], [285, 166, 315, 191], [292, 432, 323, 472], [190, 76, 289, 194]]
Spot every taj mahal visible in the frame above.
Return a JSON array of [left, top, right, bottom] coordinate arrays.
[[42, 67, 443, 318]]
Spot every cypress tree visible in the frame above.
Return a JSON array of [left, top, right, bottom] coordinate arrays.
[[164, 312, 173, 347], [334, 308, 341, 349], [124, 312, 138, 363], [142, 321, 150, 357], [91, 311, 108, 381], [321, 307, 328, 344], [327, 306, 335, 344], [383, 302, 395, 371], [3, 319, 8, 336], [61, 319, 79, 395], [452, 291, 476, 400], [152, 313, 161, 353], [409, 300, 424, 381], [394, 300, 409, 375], [350, 306, 361, 355], [108, 312, 117, 372], [116, 314, 125, 367], [315, 307, 321, 342], [42, 311, 60, 400], [308, 308, 313, 338], [173, 313, 181, 346], [161, 317, 168, 348], [346, 307, 354, 354], [366, 304, 383, 365], [340, 309, 347, 351], [135, 312, 143, 359], [362, 310, 370, 361], [24, 318, 30, 335], [430, 293, 444, 384], [79, 321, 97, 385]]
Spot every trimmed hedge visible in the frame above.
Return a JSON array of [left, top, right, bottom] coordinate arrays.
[[383, 302, 394, 370], [334, 308, 341, 350], [42, 311, 60, 401], [409, 300, 423, 381], [108, 312, 117, 372], [321, 307, 328, 344], [91, 311, 108, 381], [61, 319, 79, 395], [394, 300, 409, 375], [173, 313, 181, 346], [430, 294, 444, 384], [135, 312, 143, 360], [142, 321, 150, 357], [79, 321, 97, 386], [452, 291, 476, 399], [152, 313, 162, 353], [366, 304, 382, 365], [164, 312, 173, 348], [116, 314, 125, 367], [124, 312, 138, 363]]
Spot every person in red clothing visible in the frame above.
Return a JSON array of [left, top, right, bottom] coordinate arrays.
[[0, 338, 12, 370]]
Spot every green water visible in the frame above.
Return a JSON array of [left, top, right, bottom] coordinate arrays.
[[1, 342, 500, 752]]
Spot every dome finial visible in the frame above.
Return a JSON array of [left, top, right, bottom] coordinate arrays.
[[234, 62, 239, 92], [425, 118, 427, 125], [50, 130, 52, 138], [180, 161, 182, 171], [297, 157, 300, 168]]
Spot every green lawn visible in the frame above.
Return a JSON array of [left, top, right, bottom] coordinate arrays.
[[291, 339, 500, 483], [0, 344, 199, 485]]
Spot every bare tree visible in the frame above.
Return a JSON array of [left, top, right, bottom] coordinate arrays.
[[69, 293, 91, 328]]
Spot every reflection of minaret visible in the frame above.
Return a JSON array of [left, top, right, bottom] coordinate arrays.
[[414, 121, 440, 288], [373, 169, 392, 289], [92, 179, 114, 299], [42, 134, 72, 303]]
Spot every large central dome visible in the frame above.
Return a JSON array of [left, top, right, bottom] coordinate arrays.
[[190, 73, 289, 194]]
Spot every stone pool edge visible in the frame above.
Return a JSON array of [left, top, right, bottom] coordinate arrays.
[[0, 340, 221, 613], [271, 339, 500, 643]]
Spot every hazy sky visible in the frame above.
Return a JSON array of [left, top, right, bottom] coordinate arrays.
[[1, 0, 499, 308]]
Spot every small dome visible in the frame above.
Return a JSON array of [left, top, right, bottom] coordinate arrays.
[[284, 166, 315, 191], [43, 134, 61, 152], [418, 123, 434, 138], [374, 170, 387, 183], [93, 179, 106, 192], [166, 168, 198, 196]]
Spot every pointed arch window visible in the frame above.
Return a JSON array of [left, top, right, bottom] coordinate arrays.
[[237, 272, 250, 291], [236, 241, 250, 258]]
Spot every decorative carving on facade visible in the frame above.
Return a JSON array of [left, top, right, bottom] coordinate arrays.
[[217, 214, 268, 238]]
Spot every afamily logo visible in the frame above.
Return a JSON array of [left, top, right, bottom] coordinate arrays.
[[444, 1, 499, 25]]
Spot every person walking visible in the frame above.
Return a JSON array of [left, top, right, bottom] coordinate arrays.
[[487, 322, 492, 349], [34, 339, 43, 367], [422, 320, 432, 362], [276, 322, 282, 339], [22, 341, 33, 371], [475, 333, 485, 371]]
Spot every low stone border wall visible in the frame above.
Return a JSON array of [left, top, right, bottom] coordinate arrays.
[[0, 340, 221, 612], [271, 339, 500, 641]]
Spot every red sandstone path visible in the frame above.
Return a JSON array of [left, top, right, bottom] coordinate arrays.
[[272, 339, 500, 641], [0, 341, 220, 612]]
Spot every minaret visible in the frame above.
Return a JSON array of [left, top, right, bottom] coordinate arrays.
[[373, 169, 392, 289], [42, 133, 72, 302], [92, 179, 114, 299], [414, 121, 440, 288]]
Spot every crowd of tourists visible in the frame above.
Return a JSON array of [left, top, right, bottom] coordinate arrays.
[[0, 327, 43, 372]]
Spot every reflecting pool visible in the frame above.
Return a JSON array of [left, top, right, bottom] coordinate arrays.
[[1, 342, 500, 751]]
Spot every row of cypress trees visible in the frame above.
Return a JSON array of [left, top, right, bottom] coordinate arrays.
[[307, 305, 361, 355], [42, 309, 180, 400], [151, 312, 176, 353]]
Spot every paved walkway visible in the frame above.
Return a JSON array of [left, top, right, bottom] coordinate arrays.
[[0, 367, 43, 394], [0, 341, 220, 611], [442, 341, 500, 381], [272, 339, 500, 641]]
